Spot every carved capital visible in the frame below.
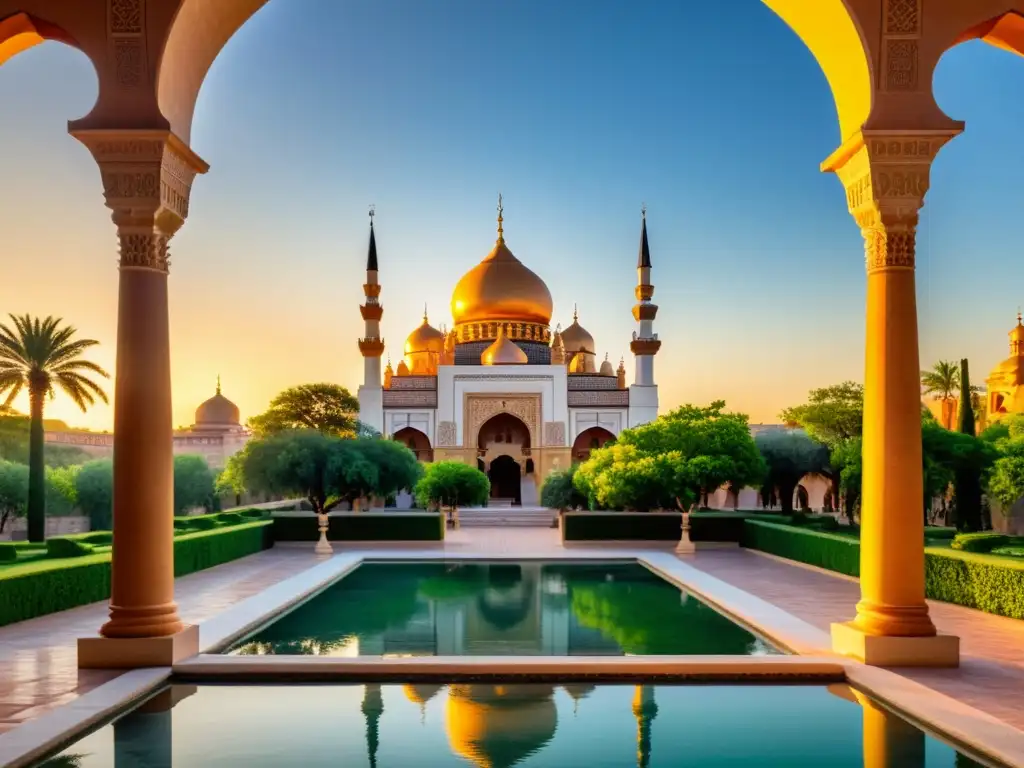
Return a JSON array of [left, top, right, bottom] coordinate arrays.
[[72, 129, 209, 244], [117, 231, 170, 273], [823, 130, 959, 273]]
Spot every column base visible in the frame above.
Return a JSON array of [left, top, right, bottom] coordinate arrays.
[[78, 624, 199, 669], [831, 621, 959, 668]]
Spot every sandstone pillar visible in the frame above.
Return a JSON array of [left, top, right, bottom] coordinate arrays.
[[826, 132, 959, 666], [73, 131, 208, 667]]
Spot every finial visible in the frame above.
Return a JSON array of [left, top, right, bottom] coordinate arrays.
[[604, 352, 609, 361], [369, 204, 375, 224], [216, 374, 221, 395], [423, 303, 428, 323], [641, 202, 646, 220], [497, 193, 504, 244], [1018, 306, 1021, 326], [573, 303, 578, 322]]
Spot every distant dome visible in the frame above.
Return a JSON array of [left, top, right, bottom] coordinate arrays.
[[446, 685, 557, 768], [599, 355, 614, 376], [560, 308, 595, 355], [194, 378, 240, 427], [405, 312, 445, 356], [481, 326, 528, 366]]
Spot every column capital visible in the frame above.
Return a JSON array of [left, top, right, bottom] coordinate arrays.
[[822, 129, 959, 272], [71, 129, 208, 273]]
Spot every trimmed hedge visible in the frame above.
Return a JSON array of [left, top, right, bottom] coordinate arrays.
[[924, 526, 957, 541], [950, 532, 1013, 553], [46, 538, 95, 558], [562, 512, 682, 541], [742, 520, 1024, 620], [0, 543, 17, 562], [272, 512, 445, 542], [0, 521, 273, 627], [689, 511, 793, 542]]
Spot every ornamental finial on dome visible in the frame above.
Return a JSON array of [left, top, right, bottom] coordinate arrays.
[[497, 193, 504, 244], [573, 304, 578, 322], [216, 374, 221, 395]]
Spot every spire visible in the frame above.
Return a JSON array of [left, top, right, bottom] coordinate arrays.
[[423, 303, 429, 323], [637, 205, 651, 268], [216, 374, 221, 395], [366, 206, 379, 271], [496, 193, 505, 244], [573, 304, 578, 323], [362, 684, 384, 768]]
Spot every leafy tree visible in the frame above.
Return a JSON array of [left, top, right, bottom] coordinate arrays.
[[363, 439, 422, 499], [754, 430, 829, 514], [921, 360, 960, 402], [414, 461, 490, 509], [248, 383, 360, 438], [0, 460, 28, 533], [0, 315, 109, 541], [829, 437, 862, 521], [573, 402, 764, 511], [236, 430, 342, 514], [215, 455, 246, 506], [75, 459, 113, 530], [540, 465, 587, 510], [173, 454, 216, 515], [45, 464, 79, 517], [987, 416, 1024, 515]]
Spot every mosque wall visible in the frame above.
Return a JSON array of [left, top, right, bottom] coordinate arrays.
[[384, 410, 435, 444], [569, 409, 627, 441]]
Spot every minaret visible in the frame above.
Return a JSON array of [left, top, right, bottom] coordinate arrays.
[[362, 683, 384, 768], [628, 206, 660, 426], [632, 685, 658, 768], [357, 208, 385, 434]]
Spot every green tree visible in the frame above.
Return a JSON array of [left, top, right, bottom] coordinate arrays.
[[0, 460, 28, 533], [75, 459, 113, 531], [236, 430, 345, 514], [921, 360, 960, 403], [173, 454, 216, 515], [414, 461, 490, 510], [248, 383, 360, 438], [754, 430, 830, 514], [540, 465, 587, 510], [954, 358, 982, 530], [363, 439, 422, 500], [215, 454, 246, 505], [829, 437, 862, 521], [0, 315, 109, 541], [573, 402, 765, 511], [45, 464, 79, 517]]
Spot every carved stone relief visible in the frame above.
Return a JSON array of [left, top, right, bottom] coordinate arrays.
[[465, 395, 540, 448], [437, 421, 457, 447], [881, 0, 921, 92], [543, 421, 566, 447]]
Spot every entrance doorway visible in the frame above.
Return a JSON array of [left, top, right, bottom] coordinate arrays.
[[488, 455, 522, 505]]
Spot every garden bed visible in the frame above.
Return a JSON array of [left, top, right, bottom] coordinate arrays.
[[271, 511, 445, 542]]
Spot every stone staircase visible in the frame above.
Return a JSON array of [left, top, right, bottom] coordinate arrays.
[[456, 505, 556, 528]]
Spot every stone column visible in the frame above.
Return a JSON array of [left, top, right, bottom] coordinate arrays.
[[853, 691, 925, 768], [73, 131, 208, 666], [826, 132, 958, 667]]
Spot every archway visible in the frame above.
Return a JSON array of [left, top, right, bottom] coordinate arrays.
[[571, 427, 616, 462], [392, 426, 432, 462], [488, 455, 522, 506]]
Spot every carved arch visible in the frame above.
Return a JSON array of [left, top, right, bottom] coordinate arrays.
[[0, 11, 80, 68]]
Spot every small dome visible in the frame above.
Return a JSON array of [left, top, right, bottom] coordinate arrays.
[[404, 684, 444, 706], [405, 311, 445, 356], [481, 325, 528, 365], [599, 354, 614, 376], [560, 307, 595, 355], [194, 378, 240, 426], [446, 685, 557, 768], [1011, 313, 1024, 345], [396, 359, 410, 376], [451, 202, 553, 328]]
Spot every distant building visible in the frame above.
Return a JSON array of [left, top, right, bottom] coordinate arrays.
[[45, 378, 250, 470]]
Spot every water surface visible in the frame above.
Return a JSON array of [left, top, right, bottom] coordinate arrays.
[[227, 561, 776, 656]]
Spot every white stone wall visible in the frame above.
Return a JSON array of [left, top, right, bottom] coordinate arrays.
[[384, 410, 435, 442], [627, 383, 658, 428], [569, 409, 627, 440]]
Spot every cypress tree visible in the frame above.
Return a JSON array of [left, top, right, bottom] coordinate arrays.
[[954, 358, 981, 531]]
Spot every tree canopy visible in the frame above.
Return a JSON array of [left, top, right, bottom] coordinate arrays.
[[248, 383, 362, 438], [921, 360, 961, 402], [779, 382, 863, 447], [75, 459, 113, 530], [754, 429, 829, 514], [173, 454, 216, 515], [414, 461, 490, 509], [573, 402, 765, 511], [987, 416, 1024, 512], [0, 460, 28, 533], [540, 465, 588, 510]]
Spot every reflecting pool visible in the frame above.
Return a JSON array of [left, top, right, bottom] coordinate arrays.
[[226, 561, 778, 656], [38, 683, 988, 768]]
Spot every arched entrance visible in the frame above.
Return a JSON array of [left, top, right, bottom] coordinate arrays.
[[478, 412, 532, 505], [392, 427, 433, 462], [571, 427, 616, 462], [488, 455, 522, 506]]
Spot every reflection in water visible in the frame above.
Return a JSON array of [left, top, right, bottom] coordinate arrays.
[[230, 562, 772, 657], [39, 683, 986, 768]]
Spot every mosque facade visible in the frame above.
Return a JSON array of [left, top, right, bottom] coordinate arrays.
[[356, 199, 660, 505]]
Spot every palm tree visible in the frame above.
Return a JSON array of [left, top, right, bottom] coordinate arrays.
[[0, 315, 109, 542], [921, 360, 960, 401]]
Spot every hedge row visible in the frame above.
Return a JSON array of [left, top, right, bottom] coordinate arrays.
[[0, 521, 273, 627], [689, 512, 794, 542], [272, 512, 445, 542], [562, 512, 682, 541], [741, 520, 1024, 620]]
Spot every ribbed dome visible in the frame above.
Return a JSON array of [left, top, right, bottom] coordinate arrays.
[[194, 379, 240, 426], [481, 326, 528, 366], [560, 309, 595, 355], [405, 313, 445, 356], [451, 205, 553, 327]]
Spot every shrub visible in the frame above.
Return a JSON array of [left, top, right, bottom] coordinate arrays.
[[186, 516, 218, 531], [75, 459, 113, 531], [991, 546, 1024, 558], [811, 515, 840, 532], [414, 462, 489, 508], [562, 512, 681, 541], [925, 548, 1024, 620], [174, 454, 216, 515], [238, 508, 266, 519], [741, 520, 861, 577], [924, 527, 957, 541], [173, 521, 274, 576], [46, 537, 95, 558], [540, 466, 587, 510], [950, 532, 1010, 553], [271, 513, 444, 542], [0, 542, 17, 562], [215, 512, 243, 525]]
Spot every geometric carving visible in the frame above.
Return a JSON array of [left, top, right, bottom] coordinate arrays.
[[863, 227, 916, 272], [119, 232, 170, 273], [437, 421, 457, 447], [110, 0, 143, 34], [885, 40, 918, 91], [465, 395, 540, 449], [543, 421, 566, 447], [885, 0, 919, 35], [114, 39, 143, 87], [568, 390, 630, 407]]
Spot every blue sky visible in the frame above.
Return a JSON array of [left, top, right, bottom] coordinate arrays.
[[1, 0, 1023, 429]]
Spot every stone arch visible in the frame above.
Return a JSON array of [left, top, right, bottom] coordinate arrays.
[[156, 0, 270, 143], [571, 426, 615, 463], [477, 412, 532, 453], [0, 11, 81, 68], [953, 11, 1024, 59], [393, 426, 432, 462]]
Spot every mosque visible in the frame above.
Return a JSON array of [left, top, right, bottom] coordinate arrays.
[[357, 198, 660, 505]]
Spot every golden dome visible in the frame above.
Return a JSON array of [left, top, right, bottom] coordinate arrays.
[[481, 325, 528, 365], [1011, 312, 1024, 351], [405, 309, 445, 356], [396, 359, 410, 376], [194, 377, 240, 427], [560, 306, 595, 355], [404, 684, 444, 706], [445, 685, 557, 768], [451, 200, 553, 327]]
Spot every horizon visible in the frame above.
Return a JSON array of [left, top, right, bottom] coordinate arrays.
[[2, 0, 1023, 432]]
